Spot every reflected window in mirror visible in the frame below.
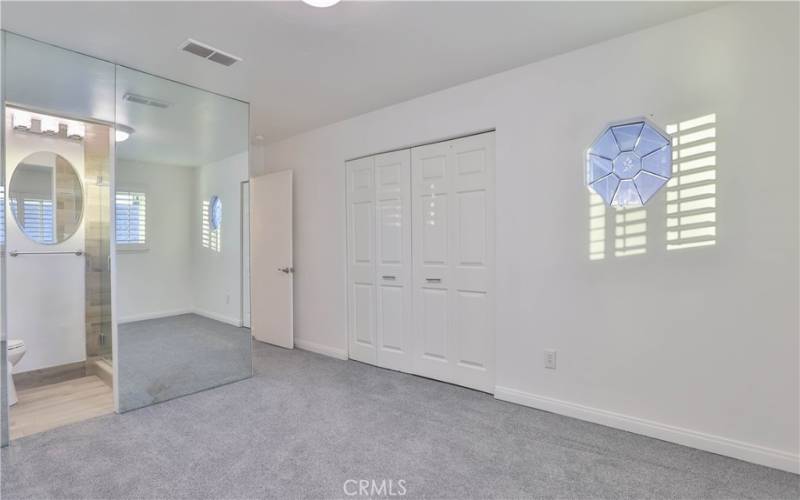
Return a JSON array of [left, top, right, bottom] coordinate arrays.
[[115, 190, 148, 250]]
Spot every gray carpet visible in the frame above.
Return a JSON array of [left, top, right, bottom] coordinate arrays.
[[117, 314, 252, 412], [2, 341, 798, 499]]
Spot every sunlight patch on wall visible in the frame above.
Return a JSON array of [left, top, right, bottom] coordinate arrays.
[[589, 193, 606, 260], [665, 114, 717, 251], [614, 207, 647, 257], [201, 200, 221, 252]]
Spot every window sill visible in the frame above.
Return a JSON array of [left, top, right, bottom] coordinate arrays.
[[116, 246, 149, 253]]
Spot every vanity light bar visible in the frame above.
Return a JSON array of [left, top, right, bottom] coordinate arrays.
[[8, 108, 85, 140]]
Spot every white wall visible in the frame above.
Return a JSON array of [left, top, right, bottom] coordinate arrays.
[[116, 160, 195, 322], [256, 3, 799, 472], [192, 151, 249, 326]]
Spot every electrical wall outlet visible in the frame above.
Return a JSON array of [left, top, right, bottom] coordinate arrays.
[[225, 293, 231, 305], [544, 349, 557, 370]]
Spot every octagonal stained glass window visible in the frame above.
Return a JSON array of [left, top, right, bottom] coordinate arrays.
[[209, 195, 222, 230], [586, 119, 672, 208]]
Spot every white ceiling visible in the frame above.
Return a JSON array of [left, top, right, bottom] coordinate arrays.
[[1, 1, 719, 145], [3, 32, 248, 166]]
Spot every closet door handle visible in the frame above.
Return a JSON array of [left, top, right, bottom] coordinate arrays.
[[425, 278, 441, 283], [382, 275, 396, 280]]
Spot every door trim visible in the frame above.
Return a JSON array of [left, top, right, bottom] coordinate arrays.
[[240, 180, 250, 329], [344, 128, 496, 163]]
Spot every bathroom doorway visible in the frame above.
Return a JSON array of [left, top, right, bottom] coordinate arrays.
[[4, 111, 114, 439]]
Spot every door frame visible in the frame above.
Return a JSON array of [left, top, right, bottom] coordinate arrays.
[[240, 180, 250, 329], [343, 128, 497, 387]]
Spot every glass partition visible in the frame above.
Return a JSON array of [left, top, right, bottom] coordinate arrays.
[[115, 66, 251, 412]]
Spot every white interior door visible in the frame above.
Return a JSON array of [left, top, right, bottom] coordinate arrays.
[[241, 181, 251, 329], [411, 132, 495, 392], [250, 170, 293, 348]]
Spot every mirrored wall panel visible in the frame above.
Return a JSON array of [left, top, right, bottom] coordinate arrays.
[[1, 30, 7, 447], [115, 66, 251, 412], [2, 32, 115, 441]]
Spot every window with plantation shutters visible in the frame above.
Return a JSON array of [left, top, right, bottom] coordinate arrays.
[[9, 196, 55, 243], [116, 190, 147, 249]]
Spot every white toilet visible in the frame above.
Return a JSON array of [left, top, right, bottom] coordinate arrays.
[[7, 339, 26, 406]]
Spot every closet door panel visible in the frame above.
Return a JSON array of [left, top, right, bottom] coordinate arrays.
[[411, 132, 495, 392], [374, 150, 411, 371], [347, 157, 377, 364], [411, 141, 453, 382], [449, 133, 495, 392]]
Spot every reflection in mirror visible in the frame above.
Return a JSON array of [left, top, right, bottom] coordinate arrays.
[[9, 152, 83, 244], [2, 33, 115, 443], [115, 65, 250, 412]]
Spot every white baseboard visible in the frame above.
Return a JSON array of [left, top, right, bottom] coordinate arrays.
[[118, 308, 243, 327], [117, 309, 193, 324], [494, 386, 799, 474], [294, 338, 348, 360], [192, 308, 243, 327]]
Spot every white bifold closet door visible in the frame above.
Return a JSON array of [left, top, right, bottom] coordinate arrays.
[[346, 150, 412, 372], [346, 132, 494, 393], [411, 132, 495, 393]]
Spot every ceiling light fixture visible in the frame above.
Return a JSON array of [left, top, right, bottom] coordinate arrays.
[[115, 124, 134, 142], [302, 0, 341, 7]]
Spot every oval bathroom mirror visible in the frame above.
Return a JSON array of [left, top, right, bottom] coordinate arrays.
[[9, 151, 83, 245]]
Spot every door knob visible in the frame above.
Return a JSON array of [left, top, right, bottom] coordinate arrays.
[[278, 267, 294, 274]]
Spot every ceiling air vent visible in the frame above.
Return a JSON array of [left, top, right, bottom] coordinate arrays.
[[180, 39, 242, 67], [122, 93, 170, 109]]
